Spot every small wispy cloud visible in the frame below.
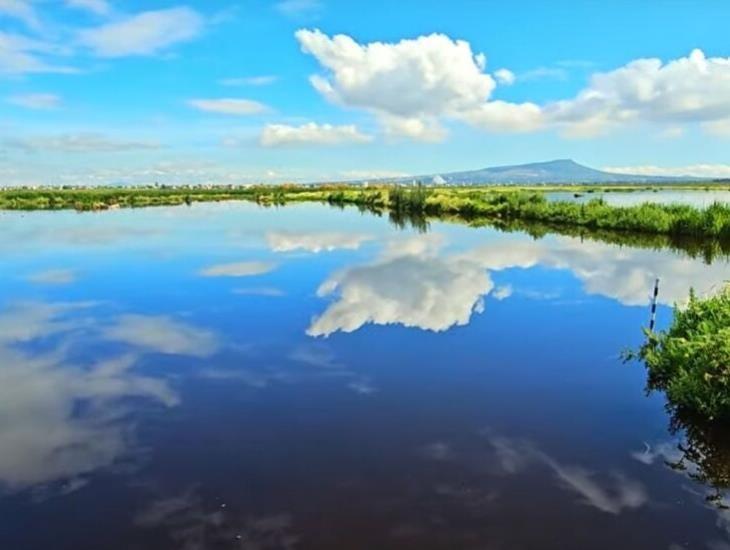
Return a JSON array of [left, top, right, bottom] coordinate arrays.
[[603, 164, 730, 178], [78, 7, 204, 57], [187, 98, 269, 116], [7, 93, 61, 110], [199, 261, 277, 278], [0, 0, 41, 30], [260, 123, 373, 147], [4, 133, 162, 153], [232, 287, 285, 297], [0, 32, 78, 75], [555, 59, 595, 69], [275, 0, 323, 19], [219, 75, 278, 87], [494, 68, 516, 85], [26, 269, 77, 285], [65, 0, 111, 16], [289, 343, 342, 369], [339, 169, 410, 181], [518, 66, 569, 82]]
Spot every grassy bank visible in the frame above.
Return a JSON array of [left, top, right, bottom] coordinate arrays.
[[0, 186, 261, 210], [2, 184, 730, 242], [629, 287, 730, 422], [307, 185, 730, 240]]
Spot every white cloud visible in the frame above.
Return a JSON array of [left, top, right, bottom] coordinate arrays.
[[339, 169, 410, 181], [4, 132, 161, 153], [603, 164, 730, 178], [78, 7, 204, 57], [296, 29, 544, 138], [458, 100, 543, 133], [7, 93, 61, 110], [199, 261, 276, 277], [518, 66, 569, 82], [0, 31, 77, 74], [548, 49, 730, 136], [379, 114, 448, 142], [267, 231, 372, 253], [103, 314, 219, 357], [0, 0, 40, 29], [297, 30, 494, 118], [187, 98, 269, 116], [297, 31, 730, 139], [27, 268, 77, 285], [260, 122, 373, 147], [276, 0, 322, 19], [492, 285, 513, 300], [297, 30, 488, 132], [232, 287, 285, 297], [219, 75, 278, 86], [65, 0, 111, 16], [494, 68, 516, 85]]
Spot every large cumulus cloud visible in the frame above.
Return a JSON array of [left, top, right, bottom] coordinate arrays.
[[296, 29, 541, 140], [296, 29, 730, 140]]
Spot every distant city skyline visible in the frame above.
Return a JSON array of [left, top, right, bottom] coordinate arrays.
[[2, 0, 730, 185]]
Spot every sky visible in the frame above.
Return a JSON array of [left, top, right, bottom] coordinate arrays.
[[2, 0, 730, 185]]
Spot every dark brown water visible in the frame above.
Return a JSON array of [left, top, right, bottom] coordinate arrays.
[[1, 202, 729, 549]]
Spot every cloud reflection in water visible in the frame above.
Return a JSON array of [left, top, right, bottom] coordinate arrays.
[[0, 302, 219, 493], [309, 234, 730, 336]]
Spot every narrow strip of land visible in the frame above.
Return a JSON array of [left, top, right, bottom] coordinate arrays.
[[2, 184, 730, 241]]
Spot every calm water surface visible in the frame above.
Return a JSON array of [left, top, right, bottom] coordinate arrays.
[[547, 189, 730, 207], [1, 202, 729, 549]]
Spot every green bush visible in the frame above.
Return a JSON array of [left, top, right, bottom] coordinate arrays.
[[630, 287, 730, 421]]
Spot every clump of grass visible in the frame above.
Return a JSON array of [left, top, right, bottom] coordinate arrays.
[[388, 183, 430, 213], [629, 286, 730, 421]]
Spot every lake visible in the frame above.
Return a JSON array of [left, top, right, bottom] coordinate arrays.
[[1, 202, 729, 549], [547, 189, 730, 208]]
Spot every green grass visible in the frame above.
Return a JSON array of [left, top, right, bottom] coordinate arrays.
[[628, 286, 730, 422], [3, 184, 730, 243]]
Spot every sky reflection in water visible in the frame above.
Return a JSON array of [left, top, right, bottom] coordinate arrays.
[[1, 201, 730, 549]]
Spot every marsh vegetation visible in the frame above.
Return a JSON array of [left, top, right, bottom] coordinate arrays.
[[629, 286, 730, 422], [4, 184, 730, 238]]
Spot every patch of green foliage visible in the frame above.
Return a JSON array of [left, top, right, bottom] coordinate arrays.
[[417, 191, 730, 240], [3, 184, 730, 243], [629, 287, 730, 421]]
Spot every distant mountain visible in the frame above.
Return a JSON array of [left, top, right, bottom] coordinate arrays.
[[387, 159, 692, 185]]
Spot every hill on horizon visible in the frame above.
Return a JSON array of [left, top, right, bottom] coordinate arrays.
[[367, 159, 698, 185]]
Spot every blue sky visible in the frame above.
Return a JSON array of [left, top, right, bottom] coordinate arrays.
[[2, 0, 730, 185]]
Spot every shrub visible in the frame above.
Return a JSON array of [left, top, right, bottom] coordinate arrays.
[[629, 287, 730, 421]]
